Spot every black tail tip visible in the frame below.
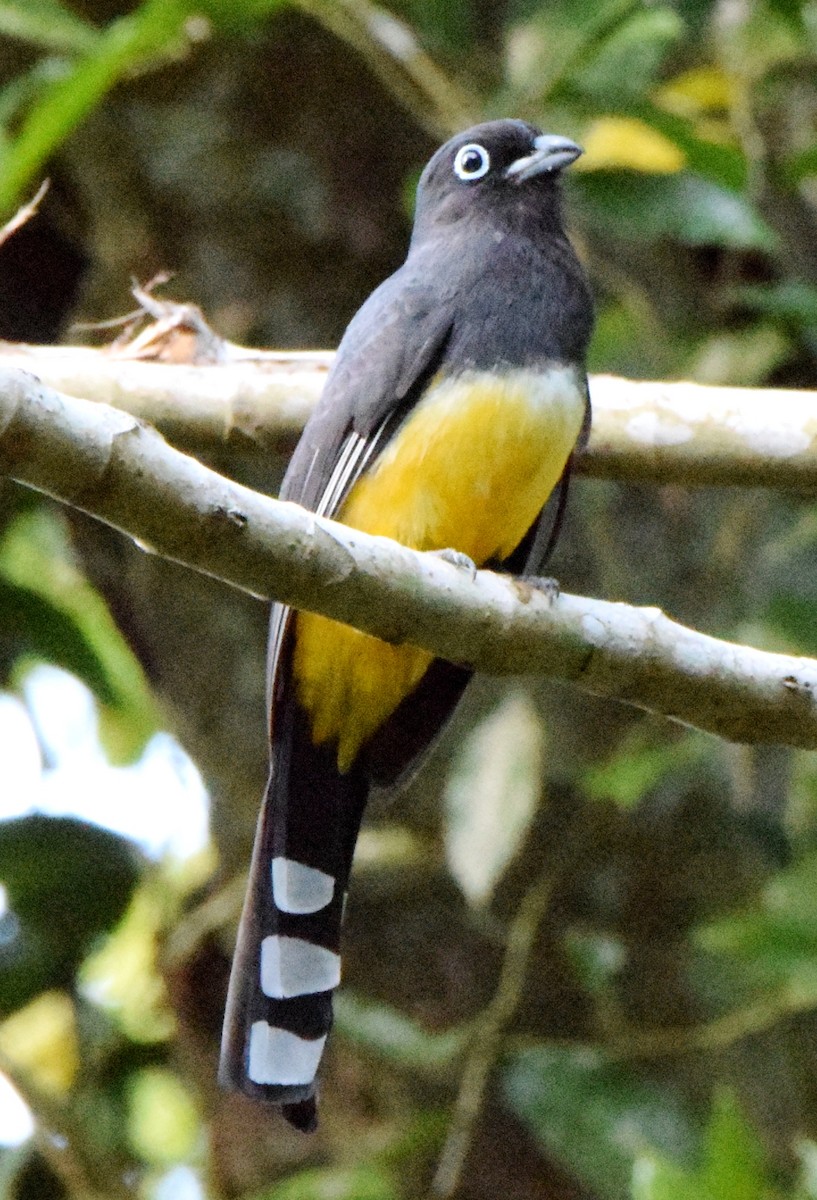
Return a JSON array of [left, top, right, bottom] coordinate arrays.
[[283, 1097, 318, 1133]]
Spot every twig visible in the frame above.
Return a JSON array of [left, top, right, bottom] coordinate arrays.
[[164, 873, 248, 967], [430, 871, 557, 1196], [0, 343, 330, 453], [599, 977, 817, 1061], [428, 968, 817, 1197], [430, 809, 593, 1197], [0, 179, 49, 248], [293, 0, 478, 138]]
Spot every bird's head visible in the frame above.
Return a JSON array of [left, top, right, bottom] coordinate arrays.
[[411, 119, 582, 244]]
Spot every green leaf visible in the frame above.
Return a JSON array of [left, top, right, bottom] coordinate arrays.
[[687, 324, 790, 387], [255, 1164, 397, 1200], [504, 0, 644, 102], [782, 144, 817, 185], [766, 593, 817, 657], [0, 816, 141, 1014], [126, 1069, 200, 1165], [0, 0, 191, 217], [192, 0, 289, 33], [764, 851, 817, 924], [669, 175, 777, 249], [573, 172, 777, 250], [696, 850, 817, 993], [632, 1153, 712, 1200], [0, 509, 157, 762], [587, 300, 691, 378], [504, 1046, 697, 1200], [714, 0, 808, 79], [628, 103, 747, 190], [334, 990, 467, 1073], [0, 0, 99, 53], [573, 8, 684, 101], [583, 732, 706, 810], [0, 578, 117, 703], [728, 282, 817, 329], [385, 0, 475, 55], [632, 1088, 770, 1200], [701, 911, 817, 972], [444, 691, 543, 904], [700, 1089, 766, 1200]]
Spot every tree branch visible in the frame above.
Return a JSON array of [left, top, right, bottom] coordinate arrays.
[[2, 365, 817, 748], [0, 340, 330, 453], [0, 180, 50, 248], [2, 341, 817, 489]]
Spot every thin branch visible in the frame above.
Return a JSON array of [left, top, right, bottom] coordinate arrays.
[[430, 871, 558, 1197], [431, 808, 595, 1197], [583, 373, 817, 490], [0, 179, 49, 248], [500, 973, 817, 1066], [0, 341, 331, 453], [599, 979, 817, 1060], [292, 0, 479, 139], [2, 342, 817, 489], [2, 366, 817, 748]]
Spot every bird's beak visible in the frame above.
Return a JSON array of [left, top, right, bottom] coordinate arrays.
[[505, 134, 583, 182]]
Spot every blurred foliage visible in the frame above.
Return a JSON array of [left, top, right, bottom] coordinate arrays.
[[1, 0, 817, 1199], [0, 815, 140, 1014], [0, 505, 158, 761]]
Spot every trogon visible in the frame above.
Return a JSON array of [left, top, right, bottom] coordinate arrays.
[[219, 119, 594, 1131]]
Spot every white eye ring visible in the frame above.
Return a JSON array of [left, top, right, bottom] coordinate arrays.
[[453, 143, 490, 182]]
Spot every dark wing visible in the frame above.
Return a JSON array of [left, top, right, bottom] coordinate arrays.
[[280, 266, 457, 511], [265, 266, 457, 706]]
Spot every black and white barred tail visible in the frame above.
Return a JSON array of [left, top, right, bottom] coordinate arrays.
[[219, 627, 368, 1132]]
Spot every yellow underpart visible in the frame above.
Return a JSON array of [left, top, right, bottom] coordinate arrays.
[[294, 366, 586, 771]]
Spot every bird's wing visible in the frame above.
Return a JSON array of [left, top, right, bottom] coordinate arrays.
[[281, 268, 456, 511], [265, 268, 457, 707]]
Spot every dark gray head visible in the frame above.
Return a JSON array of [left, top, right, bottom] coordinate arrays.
[[411, 118, 582, 245]]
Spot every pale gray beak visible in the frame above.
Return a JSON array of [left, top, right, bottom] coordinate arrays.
[[505, 134, 583, 182]]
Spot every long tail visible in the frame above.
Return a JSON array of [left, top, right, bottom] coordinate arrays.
[[219, 636, 368, 1132]]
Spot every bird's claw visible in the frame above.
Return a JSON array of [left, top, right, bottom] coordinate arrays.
[[429, 547, 478, 581], [515, 574, 560, 605]]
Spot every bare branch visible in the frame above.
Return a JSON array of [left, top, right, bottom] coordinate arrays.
[[0, 342, 330, 452], [1, 341, 817, 489], [1, 366, 816, 748], [431, 865, 557, 1197], [584, 373, 817, 490], [0, 179, 49, 248]]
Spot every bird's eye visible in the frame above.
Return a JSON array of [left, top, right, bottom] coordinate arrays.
[[453, 143, 490, 182]]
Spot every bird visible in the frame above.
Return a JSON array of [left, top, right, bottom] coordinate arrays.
[[219, 118, 594, 1132]]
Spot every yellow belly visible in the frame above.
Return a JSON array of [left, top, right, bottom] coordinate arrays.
[[293, 365, 585, 771]]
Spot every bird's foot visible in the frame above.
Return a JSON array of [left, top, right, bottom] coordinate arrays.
[[514, 574, 560, 605], [429, 547, 477, 581]]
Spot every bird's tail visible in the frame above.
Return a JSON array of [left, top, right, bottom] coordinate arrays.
[[219, 662, 368, 1132]]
